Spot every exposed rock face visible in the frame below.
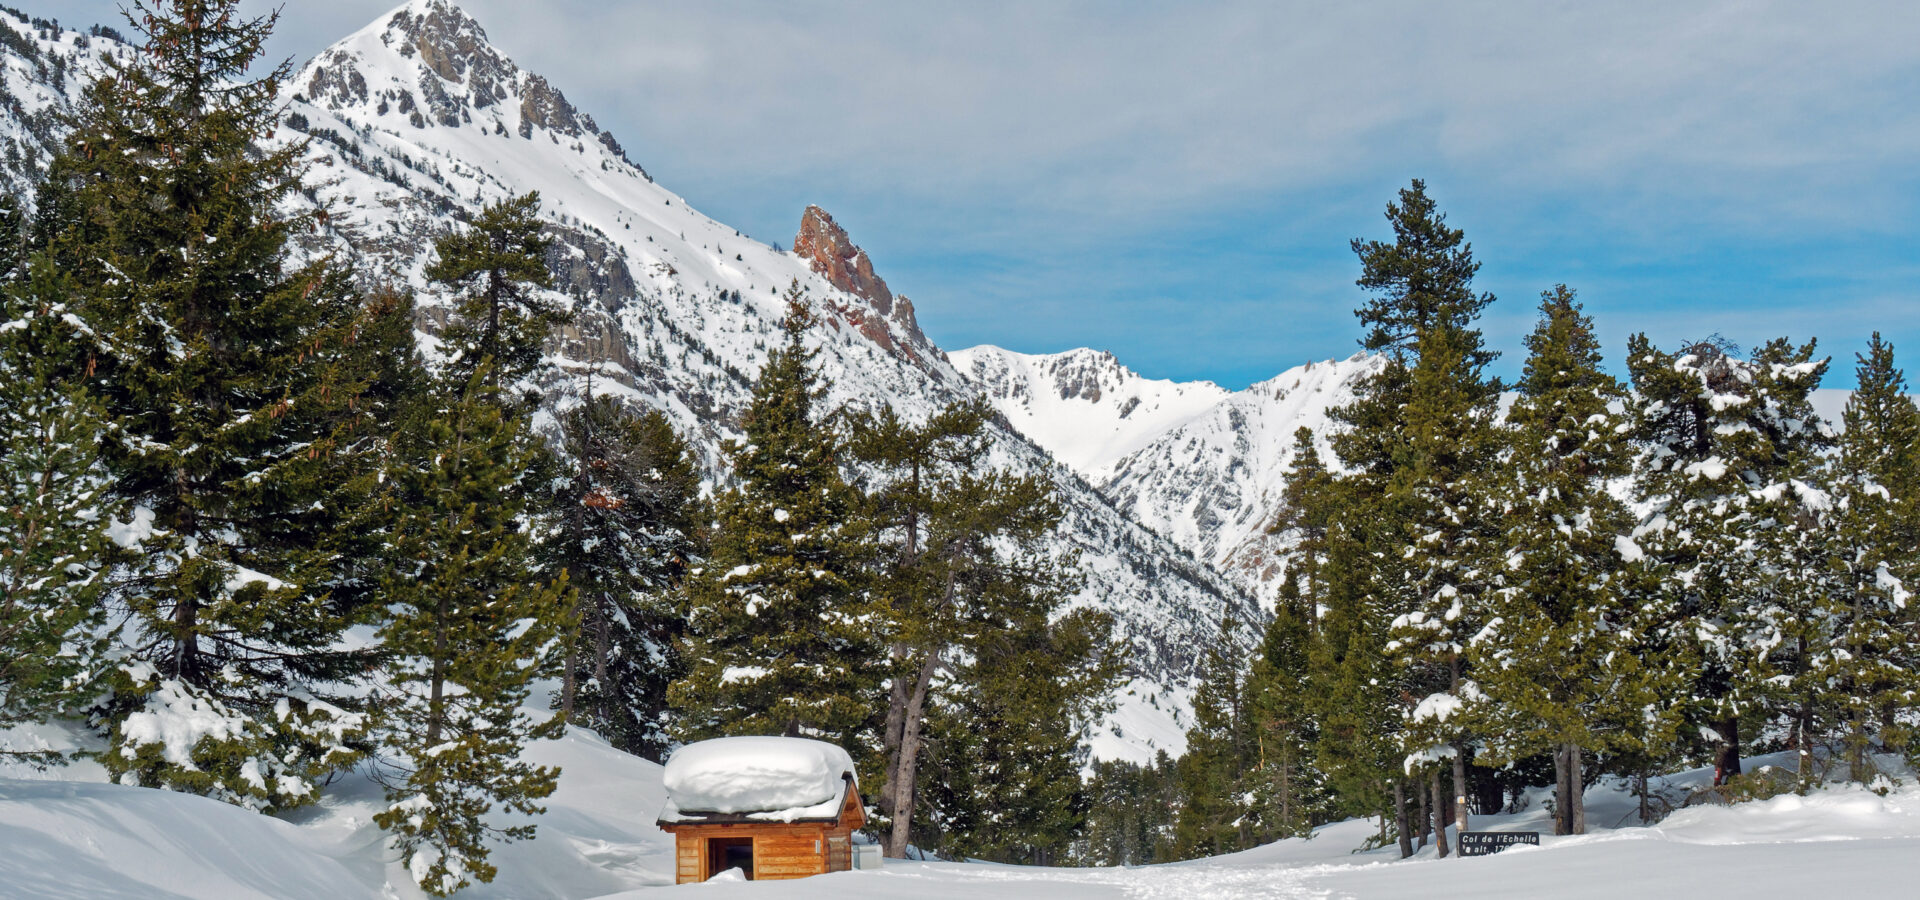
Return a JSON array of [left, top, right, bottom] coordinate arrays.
[[795, 204, 892, 312], [792, 204, 939, 370]]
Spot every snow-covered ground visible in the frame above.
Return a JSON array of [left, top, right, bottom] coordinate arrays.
[[5, 720, 1915, 899]]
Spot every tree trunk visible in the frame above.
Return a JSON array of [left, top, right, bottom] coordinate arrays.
[[559, 646, 578, 720], [1637, 766, 1650, 824], [1416, 779, 1429, 849], [426, 589, 447, 749], [593, 596, 613, 731], [884, 651, 940, 858], [1552, 744, 1571, 835], [1567, 743, 1586, 835], [1452, 743, 1469, 836], [170, 583, 201, 684], [1430, 771, 1450, 858], [1711, 717, 1742, 785], [878, 642, 911, 820], [1394, 779, 1413, 858]]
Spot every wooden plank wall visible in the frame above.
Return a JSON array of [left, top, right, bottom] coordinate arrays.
[[751, 825, 830, 880]]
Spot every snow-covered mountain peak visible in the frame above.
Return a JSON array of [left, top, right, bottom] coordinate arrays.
[[958, 347, 1387, 600], [298, 0, 635, 166], [949, 345, 1231, 475]]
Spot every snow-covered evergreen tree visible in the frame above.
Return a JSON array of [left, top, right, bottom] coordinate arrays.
[[40, 0, 387, 810], [542, 393, 701, 761], [1626, 334, 1830, 783], [670, 284, 879, 746], [1470, 286, 1665, 834], [371, 369, 570, 896], [1817, 334, 1920, 780], [0, 212, 117, 767], [1352, 180, 1503, 848]]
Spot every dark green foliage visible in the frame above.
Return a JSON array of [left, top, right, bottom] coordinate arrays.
[[849, 396, 1112, 858], [1626, 333, 1830, 782], [371, 371, 570, 896], [0, 209, 117, 766], [1471, 287, 1667, 834], [38, 0, 390, 808], [1246, 572, 1323, 840], [1818, 334, 1920, 779], [1349, 178, 1496, 372], [1172, 614, 1256, 858], [543, 394, 701, 761], [426, 191, 564, 394], [671, 283, 879, 746], [1077, 754, 1179, 866], [919, 607, 1120, 865]]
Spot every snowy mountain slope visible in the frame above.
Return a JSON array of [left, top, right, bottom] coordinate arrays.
[[949, 346, 1231, 474], [956, 346, 1385, 600], [0, 0, 1258, 763], [0, 9, 127, 200]]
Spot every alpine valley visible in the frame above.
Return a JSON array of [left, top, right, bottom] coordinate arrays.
[[0, 0, 1385, 763]]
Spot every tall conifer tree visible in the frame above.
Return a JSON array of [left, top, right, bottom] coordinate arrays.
[[1349, 180, 1502, 848], [670, 283, 878, 746], [0, 222, 118, 767], [1820, 334, 1920, 779], [40, 0, 390, 808], [427, 191, 562, 396], [1626, 334, 1830, 783], [850, 397, 1099, 858], [1471, 287, 1665, 834], [543, 394, 701, 761], [371, 369, 570, 896]]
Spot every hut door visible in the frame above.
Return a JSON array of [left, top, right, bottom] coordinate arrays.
[[707, 837, 754, 880]]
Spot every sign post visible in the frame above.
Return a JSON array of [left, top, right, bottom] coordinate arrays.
[[1457, 832, 1540, 857]]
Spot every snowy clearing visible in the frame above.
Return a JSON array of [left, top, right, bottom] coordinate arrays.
[[3, 721, 1916, 899]]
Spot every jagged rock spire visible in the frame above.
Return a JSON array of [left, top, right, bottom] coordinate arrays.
[[792, 204, 936, 367]]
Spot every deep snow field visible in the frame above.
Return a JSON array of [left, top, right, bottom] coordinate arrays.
[[3, 719, 1915, 900]]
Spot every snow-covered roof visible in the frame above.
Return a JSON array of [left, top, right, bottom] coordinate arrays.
[[658, 736, 858, 824]]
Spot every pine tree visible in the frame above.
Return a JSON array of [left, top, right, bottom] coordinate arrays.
[[670, 283, 878, 746], [371, 370, 570, 896], [426, 191, 563, 395], [1078, 753, 1179, 866], [40, 0, 388, 809], [0, 222, 117, 767], [1246, 571, 1323, 840], [1352, 180, 1503, 849], [1818, 334, 1920, 780], [542, 393, 701, 761], [1469, 286, 1664, 834], [849, 396, 1102, 858], [918, 607, 1119, 865], [1172, 614, 1256, 858], [1626, 333, 1831, 784]]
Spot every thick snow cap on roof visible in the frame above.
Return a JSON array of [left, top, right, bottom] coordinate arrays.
[[660, 736, 857, 822]]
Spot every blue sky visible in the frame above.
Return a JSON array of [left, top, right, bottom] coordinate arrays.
[[26, 1, 1920, 389]]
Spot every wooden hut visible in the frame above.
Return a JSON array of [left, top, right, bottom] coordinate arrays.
[[657, 736, 867, 883]]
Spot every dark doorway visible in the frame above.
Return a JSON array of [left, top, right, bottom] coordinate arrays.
[[707, 837, 753, 880]]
